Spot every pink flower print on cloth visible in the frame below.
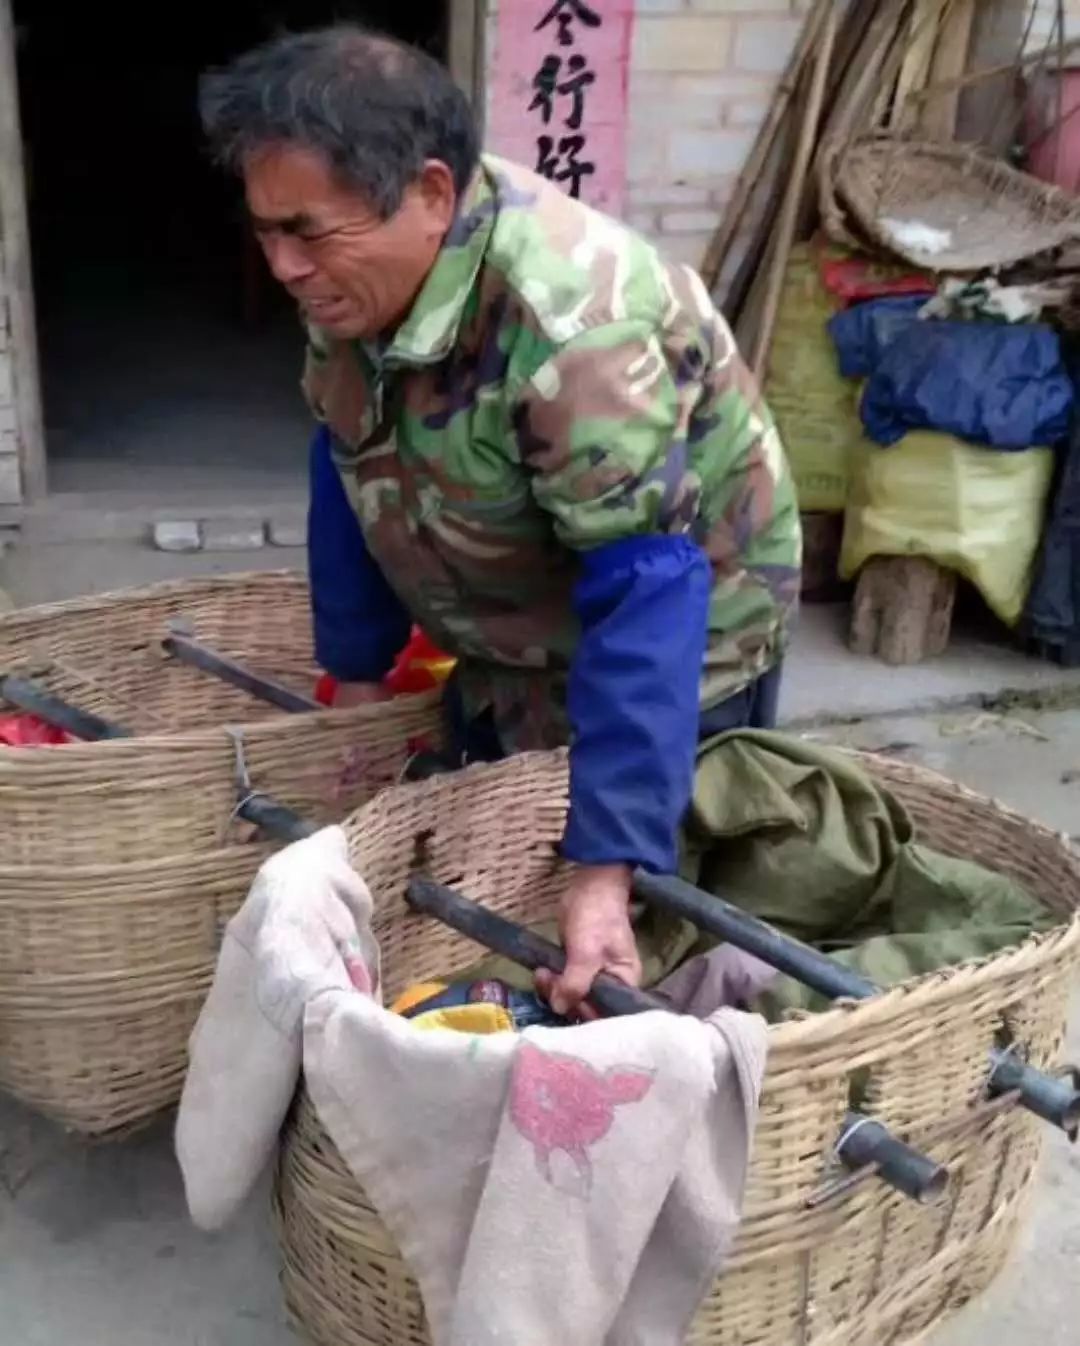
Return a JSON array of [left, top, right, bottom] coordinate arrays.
[[510, 1041, 654, 1197]]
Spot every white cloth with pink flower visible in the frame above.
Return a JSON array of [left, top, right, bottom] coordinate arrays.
[[176, 826, 768, 1346]]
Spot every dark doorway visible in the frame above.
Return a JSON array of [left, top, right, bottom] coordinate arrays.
[[13, 3, 448, 500]]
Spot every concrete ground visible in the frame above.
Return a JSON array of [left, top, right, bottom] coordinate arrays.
[[0, 539, 292, 605], [1, 537, 1079, 1343]]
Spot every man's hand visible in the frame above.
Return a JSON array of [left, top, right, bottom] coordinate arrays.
[[333, 680, 393, 707], [536, 863, 640, 1018]]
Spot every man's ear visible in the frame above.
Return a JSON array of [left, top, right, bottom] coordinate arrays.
[[415, 159, 459, 234]]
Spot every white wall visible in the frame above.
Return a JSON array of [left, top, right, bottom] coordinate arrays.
[[623, 0, 813, 274]]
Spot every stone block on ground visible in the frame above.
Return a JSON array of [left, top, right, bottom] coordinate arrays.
[[267, 519, 306, 549], [0, 455, 21, 506], [850, 556, 958, 665], [200, 518, 266, 552], [152, 520, 202, 554]]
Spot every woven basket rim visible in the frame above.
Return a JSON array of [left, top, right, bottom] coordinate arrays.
[[0, 688, 442, 760], [0, 567, 304, 630], [0, 569, 438, 756], [840, 132, 1080, 211], [342, 746, 1080, 1048], [830, 132, 1080, 269], [767, 915, 1080, 1047]]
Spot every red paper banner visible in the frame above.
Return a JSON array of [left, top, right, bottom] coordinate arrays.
[[487, 0, 635, 217]]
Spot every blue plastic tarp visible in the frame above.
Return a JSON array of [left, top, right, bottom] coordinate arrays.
[[828, 300, 1074, 449]]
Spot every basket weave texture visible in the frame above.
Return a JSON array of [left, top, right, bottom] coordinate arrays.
[[0, 572, 443, 1135], [275, 749, 1080, 1346], [823, 134, 1080, 271]]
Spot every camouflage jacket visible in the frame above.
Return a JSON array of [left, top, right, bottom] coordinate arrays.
[[304, 154, 801, 751]]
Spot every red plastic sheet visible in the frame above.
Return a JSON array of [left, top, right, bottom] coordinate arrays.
[[314, 628, 456, 707], [819, 249, 934, 305], [0, 714, 72, 747]]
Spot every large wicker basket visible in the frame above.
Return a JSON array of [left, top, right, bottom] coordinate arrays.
[[275, 750, 1080, 1346], [822, 134, 1080, 271], [0, 572, 443, 1136]]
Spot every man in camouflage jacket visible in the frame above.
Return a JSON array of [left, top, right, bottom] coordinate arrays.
[[201, 27, 801, 1012]]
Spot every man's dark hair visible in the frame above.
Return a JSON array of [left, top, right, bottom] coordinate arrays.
[[199, 27, 480, 217]]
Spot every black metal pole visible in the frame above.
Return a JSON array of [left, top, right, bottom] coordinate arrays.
[[406, 875, 667, 1018], [0, 675, 133, 742], [162, 625, 322, 715], [988, 1051, 1080, 1139], [633, 869, 1080, 1140], [236, 796, 319, 844], [632, 869, 879, 1002], [836, 1113, 948, 1205], [405, 875, 948, 1204]]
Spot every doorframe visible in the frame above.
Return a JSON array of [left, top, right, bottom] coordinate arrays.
[[0, 0, 45, 503], [0, 0, 485, 509], [449, 0, 488, 128]]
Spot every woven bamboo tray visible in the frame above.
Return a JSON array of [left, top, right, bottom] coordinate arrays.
[[823, 134, 1080, 271], [274, 750, 1080, 1346], [0, 572, 443, 1135]]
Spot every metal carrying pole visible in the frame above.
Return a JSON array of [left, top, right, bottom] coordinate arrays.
[[160, 617, 457, 792], [0, 675, 131, 742], [406, 875, 949, 1205], [986, 1051, 1080, 1137], [0, 674, 316, 846], [632, 871, 880, 1002], [631, 869, 1080, 1140], [158, 619, 465, 783], [162, 618, 323, 715], [407, 875, 670, 1019]]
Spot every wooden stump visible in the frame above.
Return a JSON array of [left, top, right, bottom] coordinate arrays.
[[850, 556, 957, 665]]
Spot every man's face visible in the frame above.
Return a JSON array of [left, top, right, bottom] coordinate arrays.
[[244, 144, 457, 340]]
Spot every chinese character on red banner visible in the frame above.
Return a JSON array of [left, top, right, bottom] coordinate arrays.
[[488, 0, 635, 216], [535, 0, 602, 46]]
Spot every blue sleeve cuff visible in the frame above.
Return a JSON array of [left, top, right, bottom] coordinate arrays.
[[308, 426, 412, 681], [561, 534, 710, 874]]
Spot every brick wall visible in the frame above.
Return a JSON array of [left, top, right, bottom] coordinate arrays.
[[480, 0, 1080, 284], [1024, 0, 1080, 51], [587, 0, 1080, 276], [479, 0, 809, 276], [622, 0, 811, 274]]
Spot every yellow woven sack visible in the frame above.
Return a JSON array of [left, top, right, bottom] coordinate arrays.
[[764, 244, 862, 513], [840, 433, 1055, 625]]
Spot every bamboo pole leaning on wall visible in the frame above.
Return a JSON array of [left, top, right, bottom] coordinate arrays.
[[920, 0, 976, 138], [892, 0, 950, 131], [749, 1, 839, 382], [700, 0, 832, 293], [708, 0, 1015, 370]]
